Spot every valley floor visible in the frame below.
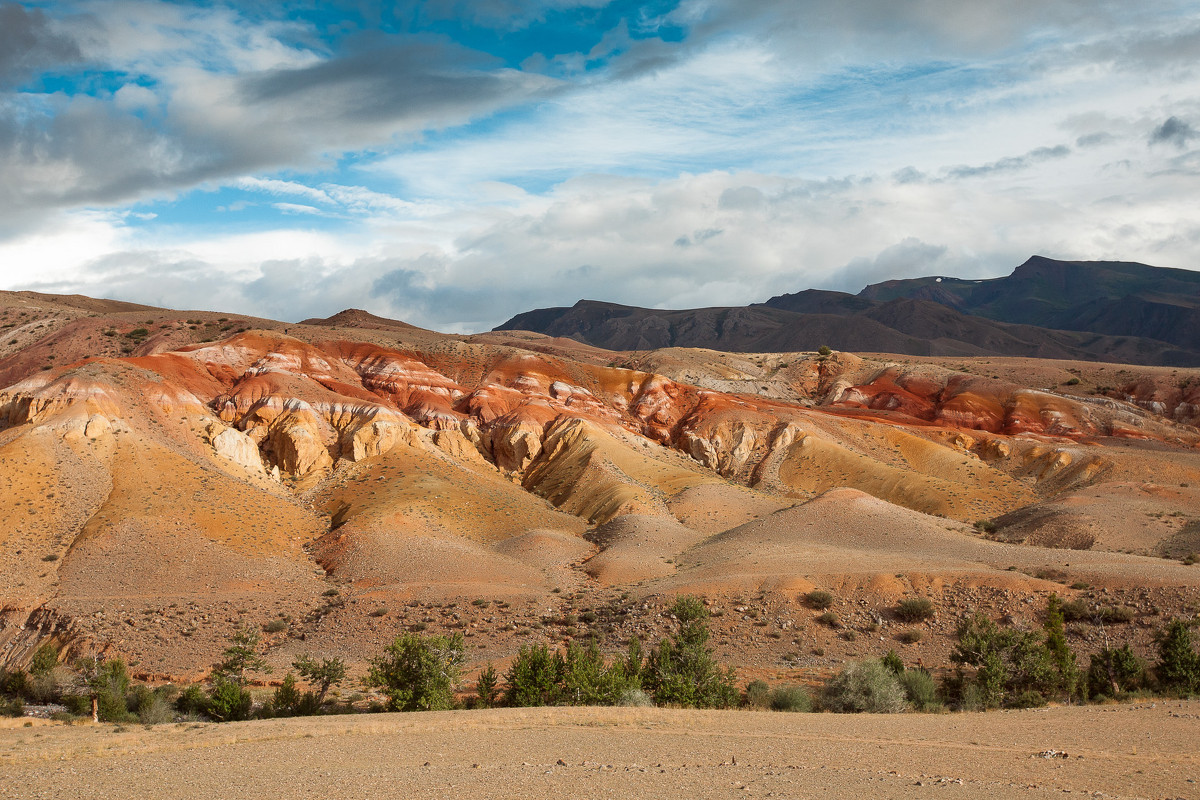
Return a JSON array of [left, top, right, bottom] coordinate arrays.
[[1, 702, 1196, 799]]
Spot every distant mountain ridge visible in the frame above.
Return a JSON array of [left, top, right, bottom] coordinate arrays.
[[495, 257, 1200, 366]]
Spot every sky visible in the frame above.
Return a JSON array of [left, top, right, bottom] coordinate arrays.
[[2, 1, 1200, 332]]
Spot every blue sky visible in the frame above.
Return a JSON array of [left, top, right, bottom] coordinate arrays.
[[2, 0, 1200, 331]]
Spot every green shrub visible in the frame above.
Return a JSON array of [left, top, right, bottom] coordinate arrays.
[[744, 680, 770, 709], [135, 690, 176, 725], [30, 643, 59, 676], [1155, 619, 1200, 694], [272, 673, 302, 716], [175, 684, 209, 717], [475, 663, 499, 708], [769, 685, 812, 712], [645, 596, 738, 709], [1060, 599, 1091, 622], [817, 345, 832, 357], [207, 675, 253, 721], [881, 650, 904, 675], [1098, 606, 1135, 624], [618, 688, 653, 707], [293, 655, 346, 705], [504, 644, 564, 707], [29, 667, 65, 704], [816, 611, 840, 628], [1043, 594, 1079, 699], [367, 632, 465, 712], [0, 696, 23, 717], [560, 640, 640, 705], [1086, 645, 1145, 699], [949, 604, 1077, 709], [822, 660, 907, 713], [262, 618, 288, 633], [804, 590, 834, 610], [895, 597, 935, 622], [0, 667, 32, 700], [898, 669, 941, 712], [1009, 690, 1047, 708], [897, 629, 923, 644]]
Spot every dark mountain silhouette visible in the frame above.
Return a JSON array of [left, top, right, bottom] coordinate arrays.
[[495, 257, 1200, 365], [859, 256, 1200, 351]]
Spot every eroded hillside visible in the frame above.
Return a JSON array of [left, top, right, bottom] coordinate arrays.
[[2, 292, 1200, 679]]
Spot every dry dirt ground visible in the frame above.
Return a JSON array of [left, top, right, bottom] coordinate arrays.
[[1, 703, 1197, 800]]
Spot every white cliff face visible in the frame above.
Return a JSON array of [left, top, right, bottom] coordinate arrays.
[[212, 426, 266, 475]]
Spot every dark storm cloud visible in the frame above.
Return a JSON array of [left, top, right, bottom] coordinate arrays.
[[1150, 116, 1198, 148], [0, 32, 554, 218], [0, 3, 81, 88], [240, 36, 542, 125]]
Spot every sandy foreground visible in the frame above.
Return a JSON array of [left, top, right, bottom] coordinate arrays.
[[1, 703, 1197, 800]]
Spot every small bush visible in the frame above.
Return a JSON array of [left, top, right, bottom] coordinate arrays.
[[273, 673, 302, 716], [1060, 599, 1091, 622], [881, 650, 904, 675], [822, 660, 907, 713], [898, 669, 942, 712], [895, 597, 935, 622], [475, 663, 499, 709], [744, 679, 770, 709], [769, 685, 812, 712], [0, 696, 23, 717], [816, 612, 840, 628], [1010, 690, 1047, 708], [618, 688, 653, 707], [30, 643, 59, 677], [175, 684, 208, 717], [804, 590, 834, 610], [897, 629, 923, 644], [263, 618, 288, 633], [0, 668, 32, 700], [1098, 606, 1135, 624], [369, 608, 388, 617], [817, 345, 832, 357], [136, 691, 176, 725], [973, 520, 997, 534], [207, 676, 252, 722]]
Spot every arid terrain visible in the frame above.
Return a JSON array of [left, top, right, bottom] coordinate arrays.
[[1, 288, 1199, 687], [2, 702, 1198, 799]]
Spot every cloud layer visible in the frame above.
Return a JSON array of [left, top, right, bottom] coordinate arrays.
[[1, 0, 1199, 330]]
